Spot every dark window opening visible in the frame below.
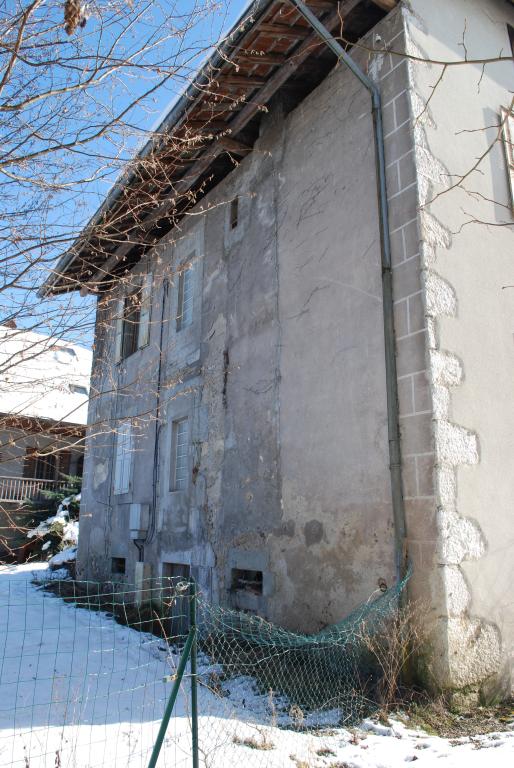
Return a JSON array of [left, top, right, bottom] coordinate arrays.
[[24, 448, 57, 480], [121, 289, 141, 359], [36, 455, 56, 480], [76, 454, 84, 478], [58, 450, 71, 478], [508, 24, 514, 57], [230, 197, 239, 229], [231, 568, 263, 595], [162, 562, 191, 580], [111, 557, 126, 575], [162, 562, 191, 639]]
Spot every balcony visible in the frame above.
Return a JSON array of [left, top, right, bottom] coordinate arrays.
[[0, 476, 69, 503]]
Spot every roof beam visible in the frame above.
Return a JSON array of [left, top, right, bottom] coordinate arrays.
[[218, 137, 252, 154], [233, 52, 287, 65], [258, 23, 309, 39], [369, 0, 396, 10], [215, 74, 267, 87]]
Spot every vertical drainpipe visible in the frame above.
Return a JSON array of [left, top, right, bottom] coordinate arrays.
[[288, 0, 407, 579]]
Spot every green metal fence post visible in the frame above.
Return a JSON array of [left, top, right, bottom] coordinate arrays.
[[190, 578, 199, 768], [147, 627, 194, 768]]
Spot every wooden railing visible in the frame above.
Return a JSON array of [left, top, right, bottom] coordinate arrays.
[[0, 477, 69, 503]]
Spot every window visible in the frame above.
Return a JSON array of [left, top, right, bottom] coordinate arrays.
[[115, 273, 152, 361], [113, 421, 132, 495], [230, 197, 239, 229], [231, 569, 263, 595], [170, 418, 189, 491], [23, 447, 56, 480], [501, 103, 514, 213], [176, 262, 194, 331], [111, 557, 126, 575], [121, 288, 141, 359]]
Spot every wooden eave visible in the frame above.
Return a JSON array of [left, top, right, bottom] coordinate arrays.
[[0, 413, 86, 437], [41, 0, 393, 295]]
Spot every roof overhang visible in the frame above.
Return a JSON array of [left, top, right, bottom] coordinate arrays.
[[0, 413, 86, 436], [40, 0, 395, 296]]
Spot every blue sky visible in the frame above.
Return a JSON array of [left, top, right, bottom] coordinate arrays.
[[1, 0, 249, 349]]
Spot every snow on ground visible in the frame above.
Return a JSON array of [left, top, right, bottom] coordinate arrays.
[[0, 564, 513, 768]]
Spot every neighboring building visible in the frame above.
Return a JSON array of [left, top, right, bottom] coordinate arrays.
[[40, 0, 514, 701], [0, 326, 92, 558]]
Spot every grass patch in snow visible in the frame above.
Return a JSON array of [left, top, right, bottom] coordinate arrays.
[[232, 731, 275, 750], [395, 696, 514, 738]]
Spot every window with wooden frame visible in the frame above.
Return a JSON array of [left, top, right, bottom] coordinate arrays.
[[114, 273, 152, 362], [170, 417, 189, 491], [113, 421, 133, 495], [176, 260, 194, 331], [501, 104, 514, 213]]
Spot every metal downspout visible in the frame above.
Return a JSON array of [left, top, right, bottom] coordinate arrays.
[[133, 277, 169, 563], [288, 0, 407, 578]]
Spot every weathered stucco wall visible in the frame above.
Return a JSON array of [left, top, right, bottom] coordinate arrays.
[[77, 8, 411, 631], [404, 0, 514, 698]]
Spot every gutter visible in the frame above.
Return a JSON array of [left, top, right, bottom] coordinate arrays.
[[288, 0, 407, 579]]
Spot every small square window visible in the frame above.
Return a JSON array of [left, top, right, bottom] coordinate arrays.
[[170, 418, 189, 491], [231, 568, 263, 595], [111, 557, 126, 575], [230, 197, 239, 229]]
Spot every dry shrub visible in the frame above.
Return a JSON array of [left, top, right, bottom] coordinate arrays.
[[358, 599, 429, 710]]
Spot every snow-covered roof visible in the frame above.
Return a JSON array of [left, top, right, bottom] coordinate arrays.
[[0, 327, 92, 426]]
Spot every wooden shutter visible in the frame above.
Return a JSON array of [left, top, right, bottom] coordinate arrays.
[[114, 298, 124, 362], [137, 273, 152, 348], [114, 422, 132, 494]]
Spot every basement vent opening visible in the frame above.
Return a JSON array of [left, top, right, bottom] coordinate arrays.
[[230, 197, 239, 229], [111, 557, 126, 575], [162, 562, 191, 580], [231, 568, 263, 595]]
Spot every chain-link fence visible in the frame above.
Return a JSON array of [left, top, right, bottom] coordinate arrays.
[[0, 565, 408, 767]]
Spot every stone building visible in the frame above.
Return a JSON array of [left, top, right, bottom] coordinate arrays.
[[40, 0, 514, 700]]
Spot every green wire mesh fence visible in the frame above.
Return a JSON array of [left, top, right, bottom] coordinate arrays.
[[0, 565, 409, 768]]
